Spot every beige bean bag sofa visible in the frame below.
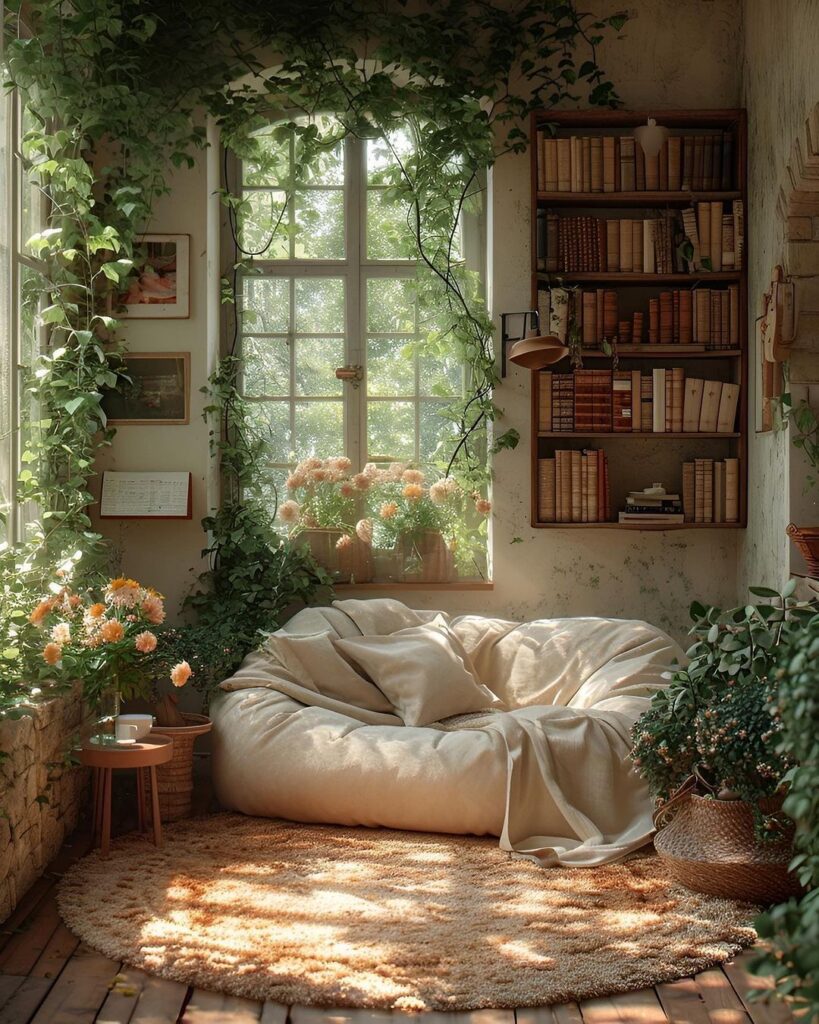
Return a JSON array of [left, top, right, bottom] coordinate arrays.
[[211, 599, 681, 866]]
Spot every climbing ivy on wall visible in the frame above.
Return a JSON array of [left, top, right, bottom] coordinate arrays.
[[0, 0, 626, 709]]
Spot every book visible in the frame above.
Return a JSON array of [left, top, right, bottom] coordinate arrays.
[[716, 382, 740, 432], [587, 450, 599, 522], [570, 136, 581, 192], [641, 375, 653, 427], [703, 458, 714, 523], [557, 138, 571, 192], [545, 212, 559, 272], [721, 131, 734, 190], [725, 458, 739, 522], [679, 290, 693, 344], [612, 371, 632, 432], [570, 450, 582, 522], [574, 369, 595, 432], [620, 136, 636, 191], [682, 135, 694, 190], [619, 512, 685, 523], [693, 135, 704, 190], [582, 137, 591, 192], [581, 453, 589, 521], [652, 368, 666, 433], [659, 139, 669, 191], [714, 460, 725, 524], [619, 219, 633, 272], [538, 371, 552, 431], [590, 137, 603, 192], [606, 219, 619, 272], [728, 285, 739, 348], [581, 292, 597, 348], [603, 290, 618, 338], [558, 449, 572, 522], [697, 202, 711, 268], [602, 136, 616, 193], [698, 379, 722, 432], [703, 133, 714, 190], [642, 219, 655, 273], [709, 201, 723, 271], [544, 138, 559, 191], [538, 458, 556, 522], [670, 367, 684, 433], [683, 377, 704, 432], [635, 142, 645, 191], [682, 461, 695, 522], [537, 131, 546, 191], [733, 199, 744, 269], [631, 219, 643, 273], [631, 370, 642, 432], [668, 135, 682, 190], [644, 149, 659, 190], [721, 214, 735, 268], [694, 459, 706, 522], [694, 289, 711, 346]]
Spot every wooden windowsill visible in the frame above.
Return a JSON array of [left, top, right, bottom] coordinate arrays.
[[334, 581, 494, 591]]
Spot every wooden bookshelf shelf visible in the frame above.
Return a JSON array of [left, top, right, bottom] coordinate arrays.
[[529, 108, 748, 530], [537, 431, 740, 439], [536, 190, 742, 206], [532, 521, 743, 530], [537, 271, 741, 285]]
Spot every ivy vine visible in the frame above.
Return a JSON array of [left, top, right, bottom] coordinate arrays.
[[0, 0, 626, 715]]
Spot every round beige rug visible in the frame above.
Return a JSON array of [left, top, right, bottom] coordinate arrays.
[[57, 815, 757, 1011]]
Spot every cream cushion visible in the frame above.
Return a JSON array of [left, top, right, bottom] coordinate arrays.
[[334, 622, 500, 726]]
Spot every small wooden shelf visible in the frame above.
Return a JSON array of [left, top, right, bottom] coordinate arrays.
[[537, 431, 740, 439], [537, 271, 741, 285], [532, 521, 742, 530], [536, 190, 742, 207], [570, 347, 742, 359]]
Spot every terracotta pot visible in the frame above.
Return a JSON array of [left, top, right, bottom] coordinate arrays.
[[149, 713, 212, 821], [786, 522, 819, 577], [398, 530, 453, 583], [297, 528, 373, 583]]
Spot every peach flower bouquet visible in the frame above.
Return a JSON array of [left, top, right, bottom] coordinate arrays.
[[28, 577, 191, 710], [278, 456, 368, 545]]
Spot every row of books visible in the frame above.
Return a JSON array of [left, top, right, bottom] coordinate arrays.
[[551, 286, 741, 349], [619, 488, 683, 524], [535, 131, 736, 194], [537, 450, 610, 523], [536, 202, 744, 274], [538, 369, 740, 434], [683, 459, 740, 523]]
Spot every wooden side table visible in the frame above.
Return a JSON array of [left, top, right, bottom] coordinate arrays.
[[78, 737, 173, 858]]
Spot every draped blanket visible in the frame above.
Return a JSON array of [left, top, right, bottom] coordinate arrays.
[[212, 599, 682, 866]]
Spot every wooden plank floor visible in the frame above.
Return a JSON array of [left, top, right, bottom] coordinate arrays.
[[0, 830, 798, 1024]]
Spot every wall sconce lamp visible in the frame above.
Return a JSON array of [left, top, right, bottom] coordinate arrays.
[[633, 117, 669, 159], [500, 310, 568, 376]]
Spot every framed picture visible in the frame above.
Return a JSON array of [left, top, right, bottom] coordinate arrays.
[[115, 234, 190, 319], [102, 352, 190, 425]]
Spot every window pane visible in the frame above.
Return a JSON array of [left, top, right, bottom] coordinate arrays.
[[245, 401, 291, 464], [367, 189, 416, 260], [242, 278, 289, 333], [294, 189, 345, 259], [367, 336, 414, 396], [242, 337, 289, 397], [368, 400, 415, 462], [367, 129, 415, 185], [297, 136, 344, 186], [294, 278, 344, 333], [295, 337, 343, 397], [294, 400, 344, 460], [420, 400, 458, 461], [419, 348, 463, 397], [239, 190, 289, 257], [366, 277, 416, 333]]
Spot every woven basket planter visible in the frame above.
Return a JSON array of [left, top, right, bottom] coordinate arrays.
[[654, 793, 802, 905], [149, 713, 212, 822], [786, 522, 819, 577], [297, 528, 373, 583]]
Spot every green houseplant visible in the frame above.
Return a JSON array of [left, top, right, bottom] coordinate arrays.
[[631, 584, 817, 902]]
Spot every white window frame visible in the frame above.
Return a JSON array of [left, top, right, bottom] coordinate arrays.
[[235, 128, 480, 480]]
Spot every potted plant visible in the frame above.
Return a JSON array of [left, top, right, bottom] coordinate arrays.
[[364, 463, 489, 583], [631, 583, 817, 904], [27, 577, 190, 744], [278, 456, 373, 583], [786, 398, 819, 576]]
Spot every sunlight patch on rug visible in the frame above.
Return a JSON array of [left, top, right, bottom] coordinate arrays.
[[57, 815, 757, 1011]]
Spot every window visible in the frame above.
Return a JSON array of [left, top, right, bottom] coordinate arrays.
[[236, 116, 468, 508]]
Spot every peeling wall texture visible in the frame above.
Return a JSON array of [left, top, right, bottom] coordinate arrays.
[[95, 0, 745, 643], [739, 0, 819, 594]]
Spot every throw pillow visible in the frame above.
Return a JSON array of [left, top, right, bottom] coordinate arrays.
[[334, 622, 501, 726]]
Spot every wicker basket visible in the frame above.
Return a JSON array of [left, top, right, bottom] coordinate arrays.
[[786, 523, 819, 577], [149, 713, 212, 822], [653, 791, 802, 905], [297, 528, 373, 583], [398, 530, 453, 583]]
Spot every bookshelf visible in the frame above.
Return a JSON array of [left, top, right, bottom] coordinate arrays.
[[529, 108, 748, 530]]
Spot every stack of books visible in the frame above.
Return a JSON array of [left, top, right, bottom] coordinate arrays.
[[682, 458, 740, 523], [536, 131, 736, 194], [538, 368, 740, 435], [619, 487, 684, 525], [537, 450, 610, 523], [538, 286, 740, 350]]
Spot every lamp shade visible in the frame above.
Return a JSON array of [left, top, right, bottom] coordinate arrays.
[[633, 117, 669, 160], [508, 330, 569, 369]]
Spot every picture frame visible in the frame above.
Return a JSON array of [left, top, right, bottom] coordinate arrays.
[[102, 352, 191, 425], [115, 233, 190, 319]]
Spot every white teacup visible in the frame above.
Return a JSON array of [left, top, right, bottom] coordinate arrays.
[[117, 713, 154, 740], [115, 721, 139, 744]]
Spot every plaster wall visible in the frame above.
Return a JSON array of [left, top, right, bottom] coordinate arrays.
[[740, 0, 819, 591], [95, 0, 743, 643]]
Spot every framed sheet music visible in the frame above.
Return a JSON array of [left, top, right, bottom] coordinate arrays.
[[100, 472, 193, 519]]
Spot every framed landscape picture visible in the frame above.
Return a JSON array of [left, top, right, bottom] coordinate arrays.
[[102, 352, 190, 425], [115, 234, 190, 318]]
